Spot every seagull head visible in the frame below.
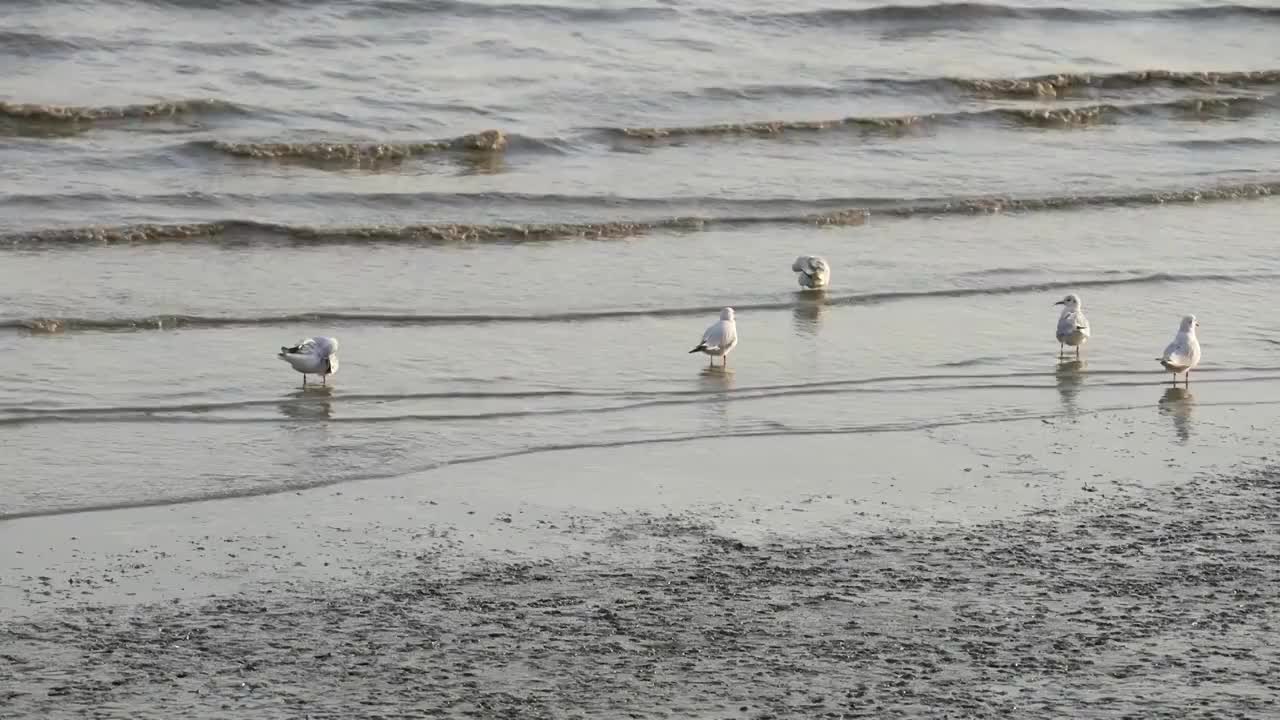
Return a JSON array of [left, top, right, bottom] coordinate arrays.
[[720, 307, 735, 321], [1054, 293, 1082, 310], [1179, 314, 1198, 333]]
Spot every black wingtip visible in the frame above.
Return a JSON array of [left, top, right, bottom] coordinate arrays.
[[688, 345, 704, 354]]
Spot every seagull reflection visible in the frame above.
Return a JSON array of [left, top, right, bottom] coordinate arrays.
[[1158, 386, 1195, 444], [1055, 359, 1086, 416], [278, 386, 334, 421], [698, 365, 736, 426], [792, 291, 828, 336], [699, 365, 736, 386]]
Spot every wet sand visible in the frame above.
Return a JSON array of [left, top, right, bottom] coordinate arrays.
[[3, 422, 1278, 718]]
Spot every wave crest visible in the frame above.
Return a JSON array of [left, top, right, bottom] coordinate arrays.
[[201, 129, 510, 161], [615, 95, 1275, 140], [755, 3, 1280, 25], [955, 69, 1280, 98], [4, 182, 1277, 248], [0, 98, 242, 123]]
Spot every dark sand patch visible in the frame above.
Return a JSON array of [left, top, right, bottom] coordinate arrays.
[[2, 468, 1278, 718]]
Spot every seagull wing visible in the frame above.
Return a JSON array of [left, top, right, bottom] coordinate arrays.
[[701, 320, 727, 351], [1055, 311, 1076, 338], [311, 336, 340, 357], [1161, 336, 1192, 370]]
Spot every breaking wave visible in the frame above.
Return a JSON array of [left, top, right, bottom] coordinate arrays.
[[0, 98, 245, 124], [946, 69, 1280, 98], [748, 3, 1280, 26], [191, 129, 520, 161], [613, 95, 1277, 140], [3, 181, 1277, 248]]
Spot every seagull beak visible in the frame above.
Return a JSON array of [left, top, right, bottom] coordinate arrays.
[[1053, 301, 1064, 306]]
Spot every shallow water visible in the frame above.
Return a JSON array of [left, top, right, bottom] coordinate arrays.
[[2, 1, 1280, 520], [3, 5, 1280, 716]]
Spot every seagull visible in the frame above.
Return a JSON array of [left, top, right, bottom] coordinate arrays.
[[1053, 293, 1091, 359], [278, 336, 340, 386], [1158, 315, 1201, 385], [792, 255, 831, 290], [689, 307, 738, 368]]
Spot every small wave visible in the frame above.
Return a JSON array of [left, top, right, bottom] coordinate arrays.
[[748, 3, 1280, 26], [0, 377, 1227, 427], [3, 181, 1278, 249], [7, 367, 1269, 420], [950, 69, 1280, 98], [194, 129, 516, 162], [1170, 137, 1280, 150], [683, 70, 1280, 105], [0, 98, 245, 125], [5, 272, 1273, 334], [346, 0, 673, 21], [0, 218, 712, 248], [612, 95, 1276, 140], [0, 30, 91, 55]]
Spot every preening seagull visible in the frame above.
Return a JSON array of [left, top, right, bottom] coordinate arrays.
[[689, 307, 738, 368], [1054, 293, 1091, 359], [278, 336, 340, 386], [1158, 315, 1201, 385], [792, 255, 831, 290]]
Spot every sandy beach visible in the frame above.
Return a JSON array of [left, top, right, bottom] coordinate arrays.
[[4, 397, 1279, 718]]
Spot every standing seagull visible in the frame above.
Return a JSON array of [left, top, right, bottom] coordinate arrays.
[[1053, 293, 1091, 359], [1158, 315, 1201, 386], [792, 255, 831, 290], [278, 336, 340, 386], [689, 307, 738, 368]]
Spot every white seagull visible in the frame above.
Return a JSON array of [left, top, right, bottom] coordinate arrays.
[[689, 307, 738, 368], [1053, 293, 1091, 359], [792, 255, 831, 290], [278, 336, 340, 386], [1158, 315, 1201, 385]]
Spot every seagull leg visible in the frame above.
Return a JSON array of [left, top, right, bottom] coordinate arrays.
[[1075, 346, 1080, 360], [709, 355, 714, 369], [321, 374, 327, 386], [1185, 370, 1191, 387], [302, 374, 307, 387]]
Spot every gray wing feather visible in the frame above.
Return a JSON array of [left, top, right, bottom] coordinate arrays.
[[1161, 337, 1192, 369], [1056, 310, 1089, 339], [701, 321, 726, 350]]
